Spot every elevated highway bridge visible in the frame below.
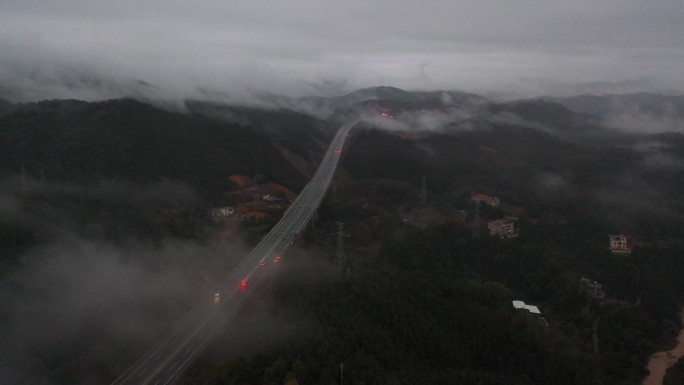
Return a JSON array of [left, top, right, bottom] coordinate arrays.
[[112, 121, 357, 385]]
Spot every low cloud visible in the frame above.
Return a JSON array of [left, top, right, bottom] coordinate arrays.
[[0, 177, 248, 384], [2, 1, 683, 102], [356, 107, 477, 133], [601, 113, 684, 134], [0, 175, 344, 384], [629, 140, 684, 168], [0, 235, 247, 385], [534, 172, 576, 197]]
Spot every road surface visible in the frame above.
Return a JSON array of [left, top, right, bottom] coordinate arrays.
[[111, 121, 356, 385]]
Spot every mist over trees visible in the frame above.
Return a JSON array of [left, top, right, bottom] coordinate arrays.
[[1, 88, 684, 384]]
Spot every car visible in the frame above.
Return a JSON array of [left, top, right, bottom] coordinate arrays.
[[259, 260, 266, 267], [274, 255, 282, 263], [334, 149, 341, 154], [214, 292, 220, 304], [240, 280, 248, 292]]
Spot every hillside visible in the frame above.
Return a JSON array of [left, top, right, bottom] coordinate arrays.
[[486, 99, 601, 133], [2, 89, 684, 385], [184, 101, 334, 162], [206, 108, 684, 385], [0, 99, 307, 200], [546, 93, 684, 118], [543, 93, 684, 133]]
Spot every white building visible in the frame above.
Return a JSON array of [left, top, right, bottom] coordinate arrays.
[[513, 300, 547, 327], [609, 234, 632, 253], [211, 206, 235, 217], [488, 217, 518, 239], [512, 300, 541, 315]]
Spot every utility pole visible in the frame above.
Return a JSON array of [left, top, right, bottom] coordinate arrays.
[[420, 175, 427, 206], [339, 362, 344, 385], [335, 222, 346, 268]]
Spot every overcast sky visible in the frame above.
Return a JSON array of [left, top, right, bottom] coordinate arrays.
[[1, 0, 683, 100]]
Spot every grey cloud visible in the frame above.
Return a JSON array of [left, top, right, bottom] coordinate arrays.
[[602, 113, 684, 133], [0, 175, 340, 384], [1, 1, 683, 102], [0, 177, 249, 384], [0, 234, 246, 385]]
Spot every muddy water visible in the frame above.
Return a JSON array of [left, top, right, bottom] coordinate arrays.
[[643, 307, 684, 385]]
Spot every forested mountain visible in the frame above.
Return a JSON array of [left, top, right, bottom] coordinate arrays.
[[184, 100, 334, 162], [2, 89, 684, 385], [542, 93, 684, 134], [207, 103, 684, 385], [546, 93, 684, 118], [486, 99, 602, 135], [209, 244, 601, 385], [0, 99, 314, 199]]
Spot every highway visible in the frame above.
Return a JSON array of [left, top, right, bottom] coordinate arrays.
[[111, 121, 357, 385]]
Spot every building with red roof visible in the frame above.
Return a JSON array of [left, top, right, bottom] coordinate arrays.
[[472, 193, 500, 207]]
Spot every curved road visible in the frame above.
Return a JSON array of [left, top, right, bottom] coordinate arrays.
[[111, 121, 357, 385]]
